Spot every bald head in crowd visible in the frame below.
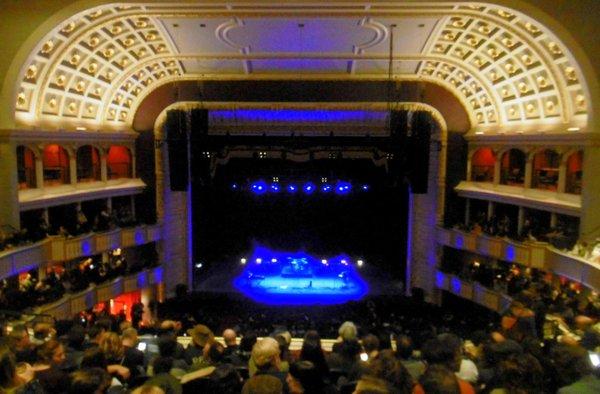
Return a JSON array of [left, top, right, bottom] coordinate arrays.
[[223, 329, 237, 347]]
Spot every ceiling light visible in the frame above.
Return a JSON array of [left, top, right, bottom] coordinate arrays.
[[567, 127, 580, 132]]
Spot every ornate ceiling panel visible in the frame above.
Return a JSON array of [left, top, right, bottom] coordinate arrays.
[[13, 2, 589, 133]]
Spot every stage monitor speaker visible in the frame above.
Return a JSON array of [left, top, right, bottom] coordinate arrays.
[[406, 111, 431, 194], [165, 110, 189, 191]]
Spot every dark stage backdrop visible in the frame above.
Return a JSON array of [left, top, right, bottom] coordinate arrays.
[[191, 158, 409, 284]]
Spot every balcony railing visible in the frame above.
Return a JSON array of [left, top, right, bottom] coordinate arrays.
[[33, 266, 164, 321], [0, 224, 162, 280], [435, 270, 512, 313], [437, 227, 600, 291]]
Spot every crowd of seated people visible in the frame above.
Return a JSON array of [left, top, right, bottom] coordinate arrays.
[[0, 204, 142, 255], [0, 249, 162, 315], [0, 289, 599, 394], [451, 213, 579, 252]]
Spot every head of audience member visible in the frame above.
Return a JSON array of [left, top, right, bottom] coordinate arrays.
[[419, 365, 461, 394], [130, 385, 166, 394], [395, 335, 415, 360], [551, 344, 595, 387], [286, 361, 325, 394], [157, 335, 179, 358], [153, 356, 173, 375], [158, 320, 181, 337], [354, 375, 391, 394], [36, 339, 66, 366], [32, 322, 56, 343], [210, 364, 244, 394], [367, 349, 413, 393], [68, 367, 111, 394], [67, 325, 86, 351], [121, 327, 139, 348], [99, 332, 124, 362], [338, 321, 358, 342], [494, 353, 543, 393], [88, 324, 106, 345], [80, 347, 108, 370], [205, 341, 225, 365], [272, 329, 291, 348], [240, 331, 258, 353], [274, 334, 291, 362], [242, 374, 283, 394], [300, 330, 326, 365], [0, 342, 16, 390], [222, 329, 237, 347], [9, 324, 30, 351], [362, 334, 380, 357], [187, 324, 214, 348], [252, 337, 281, 372], [422, 334, 461, 372]]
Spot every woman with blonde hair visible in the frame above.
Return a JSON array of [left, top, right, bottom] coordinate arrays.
[[99, 332, 125, 365]]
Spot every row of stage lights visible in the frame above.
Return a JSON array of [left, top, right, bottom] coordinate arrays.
[[232, 178, 370, 195], [240, 257, 364, 267]]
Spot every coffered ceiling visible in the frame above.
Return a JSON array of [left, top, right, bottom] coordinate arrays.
[[13, 2, 590, 134]]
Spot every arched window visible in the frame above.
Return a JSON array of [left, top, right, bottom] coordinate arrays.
[[471, 148, 495, 182], [565, 150, 583, 194], [17, 145, 36, 189], [42, 144, 70, 186], [107, 146, 132, 179], [499, 149, 526, 186], [532, 149, 560, 190], [76, 145, 101, 182]]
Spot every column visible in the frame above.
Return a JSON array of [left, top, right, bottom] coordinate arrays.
[[100, 152, 107, 182], [517, 206, 525, 236], [35, 155, 44, 189], [550, 212, 558, 228], [558, 159, 567, 193], [580, 145, 600, 242], [494, 157, 501, 185], [0, 141, 20, 228], [524, 155, 533, 188], [69, 153, 77, 184], [465, 198, 471, 226], [487, 201, 495, 220]]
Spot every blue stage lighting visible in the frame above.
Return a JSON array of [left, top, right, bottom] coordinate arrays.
[[270, 183, 280, 192], [335, 181, 352, 195], [361, 184, 370, 191], [287, 184, 297, 193], [233, 245, 368, 305], [251, 180, 268, 195], [231, 183, 239, 190], [321, 184, 332, 193], [303, 182, 316, 194]]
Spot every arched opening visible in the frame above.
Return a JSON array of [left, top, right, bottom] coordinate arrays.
[[565, 150, 583, 195], [42, 144, 70, 186], [17, 145, 36, 189], [107, 146, 132, 179], [471, 148, 495, 182], [532, 149, 560, 190], [76, 145, 101, 182], [500, 149, 526, 186]]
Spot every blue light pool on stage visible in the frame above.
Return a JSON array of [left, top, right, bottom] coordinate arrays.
[[335, 181, 352, 195], [251, 180, 268, 195], [270, 183, 281, 193], [321, 184, 332, 193], [233, 245, 369, 305], [303, 182, 316, 194]]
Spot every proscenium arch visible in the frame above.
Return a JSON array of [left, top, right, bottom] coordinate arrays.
[[1, 0, 597, 134]]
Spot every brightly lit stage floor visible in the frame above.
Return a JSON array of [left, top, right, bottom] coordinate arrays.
[[195, 246, 404, 306]]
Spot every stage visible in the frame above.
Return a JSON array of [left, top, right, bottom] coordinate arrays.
[[231, 245, 369, 305]]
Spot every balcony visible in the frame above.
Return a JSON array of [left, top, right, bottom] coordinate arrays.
[[35, 266, 164, 321], [18, 178, 146, 211], [454, 181, 581, 216], [435, 270, 512, 313], [437, 227, 600, 291], [0, 224, 162, 280]]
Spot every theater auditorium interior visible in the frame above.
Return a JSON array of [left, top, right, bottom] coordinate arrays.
[[0, 1, 599, 393]]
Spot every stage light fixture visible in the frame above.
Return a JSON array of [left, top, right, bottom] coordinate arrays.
[[287, 184, 297, 193], [335, 181, 351, 195], [360, 352, 369, 361], [321, 259, 328, 265], [361, 184, 370, 191], [303, 182, 316, 194], [357, 259, 364, 267], [341, 259, 348, 265], [321, 184, 332, 192], [256, 258, 262, 264], [195, 262, 203, 268], [270, 183, 280, 192], [89, 264, 95, 269], [271, 258, 277, 263], [240, 258, 247, 264], [251, 180, 268, 195], [231, 183, 239, 190]]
